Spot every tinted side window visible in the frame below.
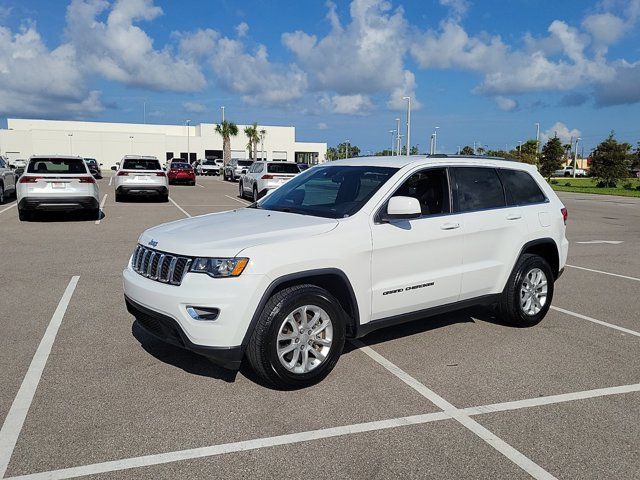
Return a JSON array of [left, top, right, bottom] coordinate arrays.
[[498, 169, 547, 205], [0, 158, 5, 168], [453, 167, 505, 213], [393, 168, 450, 216]]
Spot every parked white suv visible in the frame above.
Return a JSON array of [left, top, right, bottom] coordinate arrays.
[[123, 156, 569, 388], [553, 166, 587, 177], [17, 155, 99, 221], [115, 156, 168, 202], [0, 155, 17, 204], [239, 161, 301, 201], [200, 159, 221, 176]]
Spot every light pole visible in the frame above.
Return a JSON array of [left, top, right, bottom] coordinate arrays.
[[429, 134, 435, 155], [389, 130, 395, 156], [573, 137, 581, 178], [395, 118, 401, 156], [260, 129, 266, 160], [403, 96, 411, 157], [129, 135, 134, 154], [518, 140, 523, 156], [535, 122, 540, 153], [433, 126, 440, 154], [345, 140, 350, 159], [68, 133, 73, 155], [473, 141, 477, 155], [457, 146, 461, 155], [221, 106, 225, 123], [186, 120, 191, 163]]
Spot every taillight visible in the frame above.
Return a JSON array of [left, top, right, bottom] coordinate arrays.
[[117, 171, 129, 176], [156, 172, 166, 177], [19, 176, 43, 183], [261, 174, 274, 179], [78, 176, 96, 183], [561, 207, 568, 225]]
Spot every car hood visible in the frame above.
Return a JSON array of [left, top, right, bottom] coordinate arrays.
[[139, 208, 339, 257]]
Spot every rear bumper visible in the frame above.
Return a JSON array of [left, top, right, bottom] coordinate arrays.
[[18, 196, 98, 211], [116, 185, 168, 195], [125, 295, 244, 370]]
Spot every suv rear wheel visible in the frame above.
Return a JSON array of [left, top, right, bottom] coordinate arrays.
[[0, 184, 4, 204], [497, 253, 554, 327], [246, 284, 346, 389]]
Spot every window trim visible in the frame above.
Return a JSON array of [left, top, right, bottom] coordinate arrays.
[[373, 166, 454, 224]]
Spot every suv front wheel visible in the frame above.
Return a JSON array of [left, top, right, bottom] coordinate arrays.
[[246, 284, 346, 389], [497, 253, 554, 327]]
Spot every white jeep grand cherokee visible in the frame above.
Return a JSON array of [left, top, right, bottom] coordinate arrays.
[[123, 156, 569, 388]]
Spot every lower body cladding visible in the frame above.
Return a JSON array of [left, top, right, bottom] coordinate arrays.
[[116, 185, 168, 196], [18, 195, 98, 212], [122, 266, 266, 369]]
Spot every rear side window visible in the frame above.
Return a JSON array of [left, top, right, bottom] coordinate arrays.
[[452, 167, 505, 213], [27, 158, 88, 174], [238, 160, 253, 167], [498, 169, 547, 205], [267, 163, 300, 174], [122, 159, 161, 170]]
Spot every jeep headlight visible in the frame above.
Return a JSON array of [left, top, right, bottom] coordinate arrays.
[[190, 257, 249, 278]]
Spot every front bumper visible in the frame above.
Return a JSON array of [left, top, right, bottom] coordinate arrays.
[[125, 296, 244, 369], [18, 196, 98, 211], [117, 185, 168, 195]]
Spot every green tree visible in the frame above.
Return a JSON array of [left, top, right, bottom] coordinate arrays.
[[486, 149, 516, 159], [590, 132, 631, 187], [335, 142, 360, 158], [517, 139, 539, 165], [214, 120, 239, 166], [460, 145, 474, 155], [539, 136, 565, 179], [375, 149, 393, 156], [243, 123, 260, 160], [399, 145, 420, 155]]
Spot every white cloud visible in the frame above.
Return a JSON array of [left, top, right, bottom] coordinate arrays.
[[317, 122, 329, 130], [65, 0, 206, 92], [235, 22, 249, 37], [541, 122, 582, 144], [183, 101, 206, 113], [0, 23, 103, 117], [320, 93, 374, 115], [439, 0, 469, 20], [494, 96, 517, 111]]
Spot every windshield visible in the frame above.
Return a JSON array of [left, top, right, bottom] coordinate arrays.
[[257, 165, 397, 218], [122, 159, 161, 170], [27, 158, 88, 174]]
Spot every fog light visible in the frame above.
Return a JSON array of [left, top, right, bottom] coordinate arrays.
[[186, 306, 220, 321]]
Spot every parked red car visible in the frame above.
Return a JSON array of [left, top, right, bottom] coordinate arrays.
[[167, 162, 196, 186]]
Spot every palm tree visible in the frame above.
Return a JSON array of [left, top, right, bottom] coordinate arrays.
[[244, 123, 260, 160], [215, 120, 238, 166], [259, 128, 266, 160]]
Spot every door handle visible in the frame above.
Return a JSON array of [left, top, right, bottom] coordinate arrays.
[[506, 214, 522, 220], [440, 222, 460, 230]]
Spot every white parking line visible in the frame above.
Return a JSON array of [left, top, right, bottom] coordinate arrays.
[[351, 340, 557, 480], [168, 197, 191, 218], [108, 177, 112, 186], [94, 194, 108, 225], [0, 276, 80, 478], [7, 376, 639, 480], [566, 264, 640, 282], [550, 306, 640, 338], [224, 194, 250, 206], [0, 203, 16, 215], [195, 184, 205, 189]]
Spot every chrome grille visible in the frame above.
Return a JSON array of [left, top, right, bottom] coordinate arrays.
[[131, 245, 192, 285]]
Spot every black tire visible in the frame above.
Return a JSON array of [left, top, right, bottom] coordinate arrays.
[[497, 253, 554, 327], [238, 181, 244, 198], [160, 194, 169, 203], [0, 184, 4, 204], [18, 208, 30, 221], [253, 186, 259, 203], [90, 208, 100, 220], [115, 192, 123, 202], [246, 284, 346, 389]]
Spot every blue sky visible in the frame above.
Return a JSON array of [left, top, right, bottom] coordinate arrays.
[[1, 0, 639, 154]]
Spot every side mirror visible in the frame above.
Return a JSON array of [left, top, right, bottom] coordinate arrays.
[[111, 166, 117, 171], [99, 163, 103, 166], [383, 196, 421, 221]]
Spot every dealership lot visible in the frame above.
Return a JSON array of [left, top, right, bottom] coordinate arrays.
[[0, 176, 638, 479]]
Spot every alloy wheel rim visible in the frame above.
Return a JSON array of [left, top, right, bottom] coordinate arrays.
[[276, 305, 333, 374], [520, 268, 548, 316]]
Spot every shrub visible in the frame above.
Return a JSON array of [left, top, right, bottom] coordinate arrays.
[[550, 179, 558, 185], [596, 180, 616, 188], [623, 182, 633, 190], [564, 182, 572, 187]]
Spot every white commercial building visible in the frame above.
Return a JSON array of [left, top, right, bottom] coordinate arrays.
[[0, 119, 327, 169]]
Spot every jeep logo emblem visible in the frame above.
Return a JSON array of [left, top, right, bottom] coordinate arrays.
[[148, 239, 158, 247]]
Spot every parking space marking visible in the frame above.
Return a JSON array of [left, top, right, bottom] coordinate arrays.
[[94, 194, 108, 225], [461, 382, 640, 416], [566, 264, 640, 282], [224, 194, 250, 206], [551, 306, 640, 338], [8, 376, 640, 480], [168, 197, 191, 218], [0, 204, 16, 215], [351, 340, 557, 480], [0, 276, 80, 478], [108, 177, 112, 186], [195, 183, 205, 188]]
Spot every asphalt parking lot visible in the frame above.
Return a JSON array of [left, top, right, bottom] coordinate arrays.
[[0, 175, 638, 479]]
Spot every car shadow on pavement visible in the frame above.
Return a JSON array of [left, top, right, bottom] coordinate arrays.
[[25, 210, 100, 222], [131, 321, 239, 383]]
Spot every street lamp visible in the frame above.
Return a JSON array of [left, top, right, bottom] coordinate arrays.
[[345, 140, 350, 159], [430, 134, 435, 155], [67, 133, 73, 155], [129, 135, 134, 154], [573, 137, 581, 178], [221, 106, 225, 123], [395, 118, 401, 156], [260, 129, 266, 160], [403, 96, 411, 157], [186, 120, 191, 163], [389, 130, 396, 156], [535, 122, 540, 154]]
